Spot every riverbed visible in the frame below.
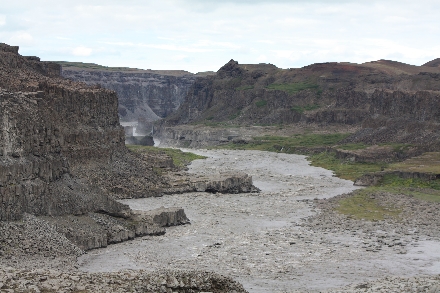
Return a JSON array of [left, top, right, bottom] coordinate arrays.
[[77, 149, 440, 292]]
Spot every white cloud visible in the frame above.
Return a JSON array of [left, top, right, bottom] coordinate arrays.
[[1, 0, 439, 71], [257, 54, 267, 62], [9, 32, 34, 46], [72, 46, 93, 56]]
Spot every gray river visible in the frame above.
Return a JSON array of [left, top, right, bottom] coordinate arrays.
[[77, 149, 440, 292]]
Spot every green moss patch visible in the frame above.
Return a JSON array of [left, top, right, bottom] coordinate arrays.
[[266, 82, 319, 94], [215, 133, 350, 153], [255, 100, 267, 108], [336, 191, 401, 221], [308, 152, 384, 181], [127, 145, 206, 168], [387, 152, 440, 174]]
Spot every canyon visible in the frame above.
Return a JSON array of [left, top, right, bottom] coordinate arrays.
[[59, 62, 214, 123], [2, 41, 440, 292], [0, 43, 253, 292]]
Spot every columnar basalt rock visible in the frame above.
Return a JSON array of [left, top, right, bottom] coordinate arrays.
[[0, 43, 164, 221], [60, 66, 207, 122]]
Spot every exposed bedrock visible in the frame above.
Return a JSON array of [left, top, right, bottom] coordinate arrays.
[[155, 126, 247, 148], [164, 172, 260, 194], [61, 68, 201, 122], [41, 207, 189, 251], [0, 43, 165, 221]]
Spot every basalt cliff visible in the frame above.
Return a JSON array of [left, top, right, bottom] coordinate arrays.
[[59, 62, 213, 122], [0, 44, 257, 257], [157, 59, 440, 149], [0, 43, 177, 222]]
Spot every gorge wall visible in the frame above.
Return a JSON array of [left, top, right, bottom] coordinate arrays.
[[158, 59, 440, 148], [0, 44, 164, 221], [60, 63, 213, 122]]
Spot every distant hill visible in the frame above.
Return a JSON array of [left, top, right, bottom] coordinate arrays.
[[423, 58, 440, 68]]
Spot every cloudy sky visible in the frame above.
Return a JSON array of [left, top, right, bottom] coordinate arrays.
[[1, 0, 439, 73]]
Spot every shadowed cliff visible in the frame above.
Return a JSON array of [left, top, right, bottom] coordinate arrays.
[[0, 43, 166, 221]]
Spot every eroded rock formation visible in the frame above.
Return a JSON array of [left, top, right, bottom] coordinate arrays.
[[60, 64, 210, 122]]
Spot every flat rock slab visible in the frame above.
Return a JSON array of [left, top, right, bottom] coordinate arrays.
[[164, 172, 260, 194], [40, 207, 190, 251]]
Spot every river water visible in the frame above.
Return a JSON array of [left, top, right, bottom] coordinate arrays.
[[77, 149, 439, 292]]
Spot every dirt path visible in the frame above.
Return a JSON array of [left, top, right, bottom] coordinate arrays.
[[77, 150, 440, 292]]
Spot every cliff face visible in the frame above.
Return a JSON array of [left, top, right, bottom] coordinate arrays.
[[164, 60, 440, 125], [60, 66, 203, 122], [0, 44, 163, 221], [159, 59, 440, 147]]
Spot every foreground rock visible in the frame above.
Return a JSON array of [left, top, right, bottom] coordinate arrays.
[[0, 268, 248, 293], [0, 208, 190, 265]]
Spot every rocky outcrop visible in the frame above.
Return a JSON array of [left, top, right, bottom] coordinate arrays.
[[41, 207, 189, 251], [155, 125, 246, 148], [60, 65, 205, 122], [164, 172, 260, 194]]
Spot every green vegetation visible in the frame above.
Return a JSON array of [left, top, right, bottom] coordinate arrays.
[[236, 85, 254, 91], [336, 143, 369, 150], [228, 111, 241, 120], [308, 152, 384, 181], [380, 174, 440, 191], [215, 133, 350, 153], [266, 82, 320, 94], [291, 104, 320, 114], [336, 190, 401, 221], [127, 145, 206, 168], [255, 100, 267, 108], [214, 133, 440, 208], [206, 116, 214, 120], [387, 152, 440, 174]]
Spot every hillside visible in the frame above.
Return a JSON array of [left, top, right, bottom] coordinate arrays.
[[159, 59, 440, 149]]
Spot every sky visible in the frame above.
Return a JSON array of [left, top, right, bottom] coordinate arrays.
[[1, 0, 439, 73]]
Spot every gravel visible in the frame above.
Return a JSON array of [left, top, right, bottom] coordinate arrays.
[[1, 149, 439, 292]]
